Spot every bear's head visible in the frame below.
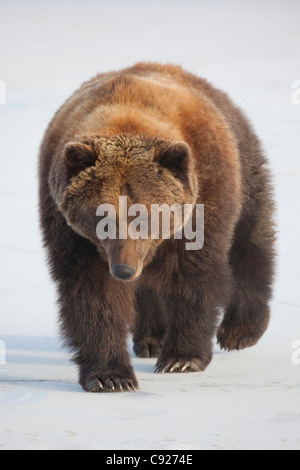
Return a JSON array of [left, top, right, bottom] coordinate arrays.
[[59, 134, 198, 281]]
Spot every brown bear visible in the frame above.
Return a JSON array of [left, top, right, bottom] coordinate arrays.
[[39, 62, 276, 392]]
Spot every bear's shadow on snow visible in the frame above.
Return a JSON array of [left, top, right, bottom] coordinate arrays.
[[0, 335, 225, 394], [1, 335, 71, 367], [2, 335, 224, 369]]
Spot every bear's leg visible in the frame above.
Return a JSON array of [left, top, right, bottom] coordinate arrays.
[[133, 285, 166, 358], [57, 248, 138, 392], [217, 219, 275, 351], [155, 259, 232, 374], [154, 293, 217, 374], [76, 314, 139, 393]]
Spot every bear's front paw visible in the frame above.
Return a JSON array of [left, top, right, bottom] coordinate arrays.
[[82, 374, 139, 393], [154, 357, 208, 374]]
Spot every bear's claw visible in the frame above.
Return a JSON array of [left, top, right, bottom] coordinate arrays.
[[154, 358, 205, 374], [86, 376, 138, 393]]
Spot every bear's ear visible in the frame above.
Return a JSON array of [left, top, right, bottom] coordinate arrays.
[[64, 141, 98, 175], [155, 142, 191, 182]]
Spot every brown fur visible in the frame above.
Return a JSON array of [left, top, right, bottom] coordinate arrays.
[[39, 62, 276, 392]]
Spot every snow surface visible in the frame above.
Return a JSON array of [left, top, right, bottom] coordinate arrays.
[[0, 0, 300, 450]]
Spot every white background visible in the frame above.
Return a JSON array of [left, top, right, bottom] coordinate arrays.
[[0, 0, 299, 450]]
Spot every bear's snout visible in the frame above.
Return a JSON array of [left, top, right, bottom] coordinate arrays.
[[111, 264, 136, 281]]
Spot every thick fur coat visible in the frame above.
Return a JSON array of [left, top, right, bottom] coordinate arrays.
[[39, 63, 276, 392]]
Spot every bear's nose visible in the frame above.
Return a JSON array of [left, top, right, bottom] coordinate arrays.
[[111, 264, 136, 280]]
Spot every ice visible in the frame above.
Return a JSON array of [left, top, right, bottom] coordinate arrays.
[[0, 0, 300, 450]]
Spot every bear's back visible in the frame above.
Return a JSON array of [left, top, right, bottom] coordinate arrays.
[[42, 62, 237, 166]]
